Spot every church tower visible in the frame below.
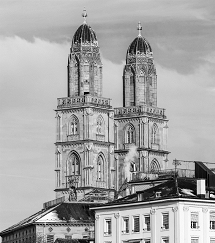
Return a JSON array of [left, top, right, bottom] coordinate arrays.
[[55, 11, 115, 201], [114, 23, 169, 189]]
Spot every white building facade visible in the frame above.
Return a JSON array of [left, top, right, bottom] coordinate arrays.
[[93, 197, 215, 243]]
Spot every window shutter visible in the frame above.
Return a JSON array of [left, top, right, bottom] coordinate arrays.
[[47, 235, 54, 243], [133, 216, 140, 232], [163, 213, 169, 227], [191, 213, 198, 222], [191, 238, 199, 243], [145, 216, 150, 224], [210, 239, 215, 243]]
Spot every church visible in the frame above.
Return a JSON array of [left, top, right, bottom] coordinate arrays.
[[55, 10, 169, 202], [0, 10, 171, 243]]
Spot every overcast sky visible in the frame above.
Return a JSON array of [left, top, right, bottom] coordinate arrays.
[[1, 0, 215, 232]]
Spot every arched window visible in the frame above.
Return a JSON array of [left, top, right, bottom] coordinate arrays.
[[67, 152, 80, 175], [69, 115, 79, 135], [124, 123, 135, 144], [97, 154, 104, 181], [96, 115, 105, 135], [150, 159, 160, 173], [151, 123, 159, 144], [130, 71, 135, 106]]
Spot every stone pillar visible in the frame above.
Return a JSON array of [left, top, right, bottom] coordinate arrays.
[[202, 207, 208, 241], [183, 206, 189, 242], [172, 206, 178, 243]]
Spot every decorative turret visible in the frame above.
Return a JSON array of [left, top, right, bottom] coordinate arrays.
[[68, 10, 102, 97], [123, 22, 157, 107]]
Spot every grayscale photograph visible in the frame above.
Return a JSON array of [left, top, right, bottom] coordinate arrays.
[[0, 1, 215, 243]]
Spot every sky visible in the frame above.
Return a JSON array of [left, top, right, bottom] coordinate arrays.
[[1, 0, 215, 232]]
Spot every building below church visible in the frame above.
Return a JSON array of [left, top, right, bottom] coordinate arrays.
[[92, 178, 215, 243]]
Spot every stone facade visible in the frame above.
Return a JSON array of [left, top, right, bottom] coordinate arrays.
[[54, 17, 169, 200]]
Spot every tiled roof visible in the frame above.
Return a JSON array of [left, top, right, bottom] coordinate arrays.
[[0, 203, 99, 235]]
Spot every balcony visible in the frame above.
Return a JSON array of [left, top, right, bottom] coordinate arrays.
[[57, 95, 112, 109], [114, 105, 166, 119]]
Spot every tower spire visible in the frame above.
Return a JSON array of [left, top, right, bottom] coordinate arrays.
[[82, 8, 87, 24], [137, 21, 142, 37]]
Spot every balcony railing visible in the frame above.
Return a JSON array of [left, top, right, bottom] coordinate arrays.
[[57, 95, 112, 109], [114, 105, 166, 118]]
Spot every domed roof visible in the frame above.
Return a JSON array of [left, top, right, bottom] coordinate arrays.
[[72, 10, 98, 46], [72, 23, 97, 45], [127, 22, 152, 57], [127, 36, 152, 55]]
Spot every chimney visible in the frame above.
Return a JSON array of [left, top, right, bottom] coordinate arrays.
[[197, 179, 206, 198]]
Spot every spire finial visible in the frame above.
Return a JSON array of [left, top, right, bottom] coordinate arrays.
[[82, 8, 87, 24], [137, 21, 142, 36]]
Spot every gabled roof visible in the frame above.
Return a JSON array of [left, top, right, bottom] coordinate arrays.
[[0, 203, 99, 235]]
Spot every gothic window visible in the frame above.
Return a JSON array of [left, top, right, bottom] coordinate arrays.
[[68, 153, 80, 175], [97, 154, 104, 181], [130, 72, 135, 106], [151, 123, 159, 144], [96, 115, 105, 135], [69, 115, 79, 135], [56, 115, 61, 141], [150, 159, 160, 173], [125, 123, 135, 144]]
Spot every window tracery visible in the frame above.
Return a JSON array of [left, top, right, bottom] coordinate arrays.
[[150, 159, 160, 173], [151, 123, 159, 144], [97, 154, 104, 181], [124, 123, 135, 144], [68, 152, 80, 175], [69, 115, 79, 135], [96, 115, 104, 135]]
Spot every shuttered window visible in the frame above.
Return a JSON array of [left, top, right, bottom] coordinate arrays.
[[210, 238, 215, 243], [47, 235, 54, 243], [191, 212, 199, 229], [133, 216, 140, 232], [210, 212, 215, 230], [162, 213, 169, 229], [144, 215, 150, 231], [122, 217, 129, 233], [104, 219, 112, 235]]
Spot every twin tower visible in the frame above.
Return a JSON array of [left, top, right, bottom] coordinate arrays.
[[54, 12, 169, 201]]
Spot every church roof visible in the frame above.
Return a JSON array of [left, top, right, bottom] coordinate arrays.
[[72, 23, 97, 46], [0, 203, 98, 235], [127, 36, 152, 56], [126, 22, 152, 58]]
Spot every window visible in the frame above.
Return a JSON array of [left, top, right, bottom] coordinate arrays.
[[162, 238, 169, 243], [125, 123, 135, 144], [133, 216, 140, 232], [162, 213, 169, 229], [122, 217, 129, 233], [97, 154, 104, 181], [96, 116, 104, 135], [104, 219, 112, 235], [47, 235, 54, 243], [191, 238, 199, 243], [70, 115, 79, 135], [210, 238, 215, 243], [151, 123, 159, 144], [191, 212, 199, 229], [143, 215, 150, 231], [68, 153, 80, 175], [150, 159, 160, 173], [210, 212, 215, 230]]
